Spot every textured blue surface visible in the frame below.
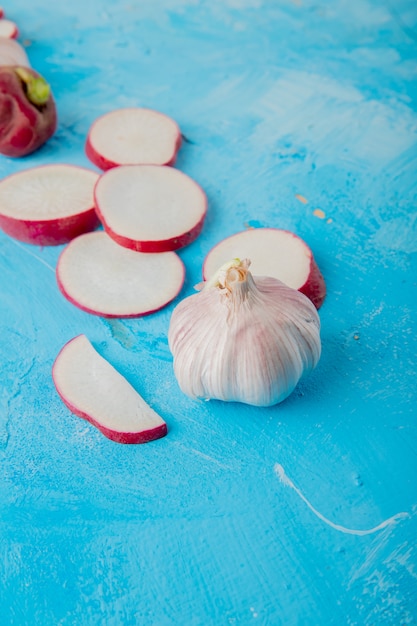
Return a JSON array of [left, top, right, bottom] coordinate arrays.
[[1, 1, 417, 624]]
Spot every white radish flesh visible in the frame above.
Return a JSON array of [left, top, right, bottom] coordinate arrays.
[[94, 164, 207, 252], [203, 228, 326, 309], [85, 107, 182, 170], [0, 38, 30, 67], [0, 19, 18, 38], [56, 230, 185, 317], [53, 334, 167, 444], [0, 164, 100, 246]]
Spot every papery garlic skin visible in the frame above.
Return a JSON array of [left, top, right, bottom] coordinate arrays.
[[168, 259, 321, 407]]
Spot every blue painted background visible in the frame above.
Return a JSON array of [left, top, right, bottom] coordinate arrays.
[[1, 1, 416, 624]]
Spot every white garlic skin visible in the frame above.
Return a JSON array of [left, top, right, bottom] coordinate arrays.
[[168, 261, 321, 407]]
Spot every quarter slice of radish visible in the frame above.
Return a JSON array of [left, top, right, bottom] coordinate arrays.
[[0, 38, 30, 66], [203, 228, 326, 308], [85, 107, 182, 170], [0, 164, 100, 246], [56, 230, 185, 317], [94, 164, 207, 252], [0, 19, 18, 38], [53, 334, 168, 444]]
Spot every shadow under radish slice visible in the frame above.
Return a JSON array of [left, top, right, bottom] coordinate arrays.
[[0, 164, 100, 245], [56, 230, 185, 317], [53, 334, 167, 444], [85, 107, 182, 170], [203, 228, 326, 309], [94, 164, 208, 252]]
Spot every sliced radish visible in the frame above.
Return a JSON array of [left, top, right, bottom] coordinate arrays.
[[53, 334, 168, 444], [0, 164, 100, 246], [85, 107, 182, 170], [0, 19, 18, 39], [0, 37, 30, 66], [94, 164, 207, 252], [203, 228, 326, 308], [56, 230, 185, 317]]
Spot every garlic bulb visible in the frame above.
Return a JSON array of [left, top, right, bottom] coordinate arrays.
[[168, 258, 321, 407]]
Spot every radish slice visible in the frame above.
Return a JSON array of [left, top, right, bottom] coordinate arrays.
[[0, 38, 30, 66], [56, 230, 185, 317], [94, 164, 207, 252], [53, 334, 168, 444], [0, 164, 100, 246], [85, 108, 182, 170], [0, 19, 18, 39], [203, 228, 326, 309]]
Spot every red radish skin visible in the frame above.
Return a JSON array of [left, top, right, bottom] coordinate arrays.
[[0, 66, 57, 157], [56, 231, 185, 318], [298, 258, 326, 308], [53, 335, 168, 444], [58, 403, 167, 444], [86, 130, 181, 171], [0, 39, 30, 67], [56, 394, 168, 444], [0, 164, 100, 246], [0, 19, 18, 39], [97, 209, 206, 254], [203, 228, 326, 309], [85, 107, 182, 170], [0, 208, 100, 246], [94, 165, 208, 253]]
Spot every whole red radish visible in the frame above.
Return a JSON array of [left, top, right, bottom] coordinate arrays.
[[0, 66, 57, 157]]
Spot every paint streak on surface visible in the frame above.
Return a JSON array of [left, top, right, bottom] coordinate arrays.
[[295, 193, 308, 204], [313, 208, 326, 219], [274, 463, 410, 536]]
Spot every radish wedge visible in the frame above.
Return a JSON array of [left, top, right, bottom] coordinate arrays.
[[203, 228, 326, 309], [85, 107, 182, 170], [94, 164, 207, 252], [53, 334, 168, 444], [56, 230, 185, 317], [0, 164, 100, 246], [0, 19, 18, 39], [0, 38, 30, 66]]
